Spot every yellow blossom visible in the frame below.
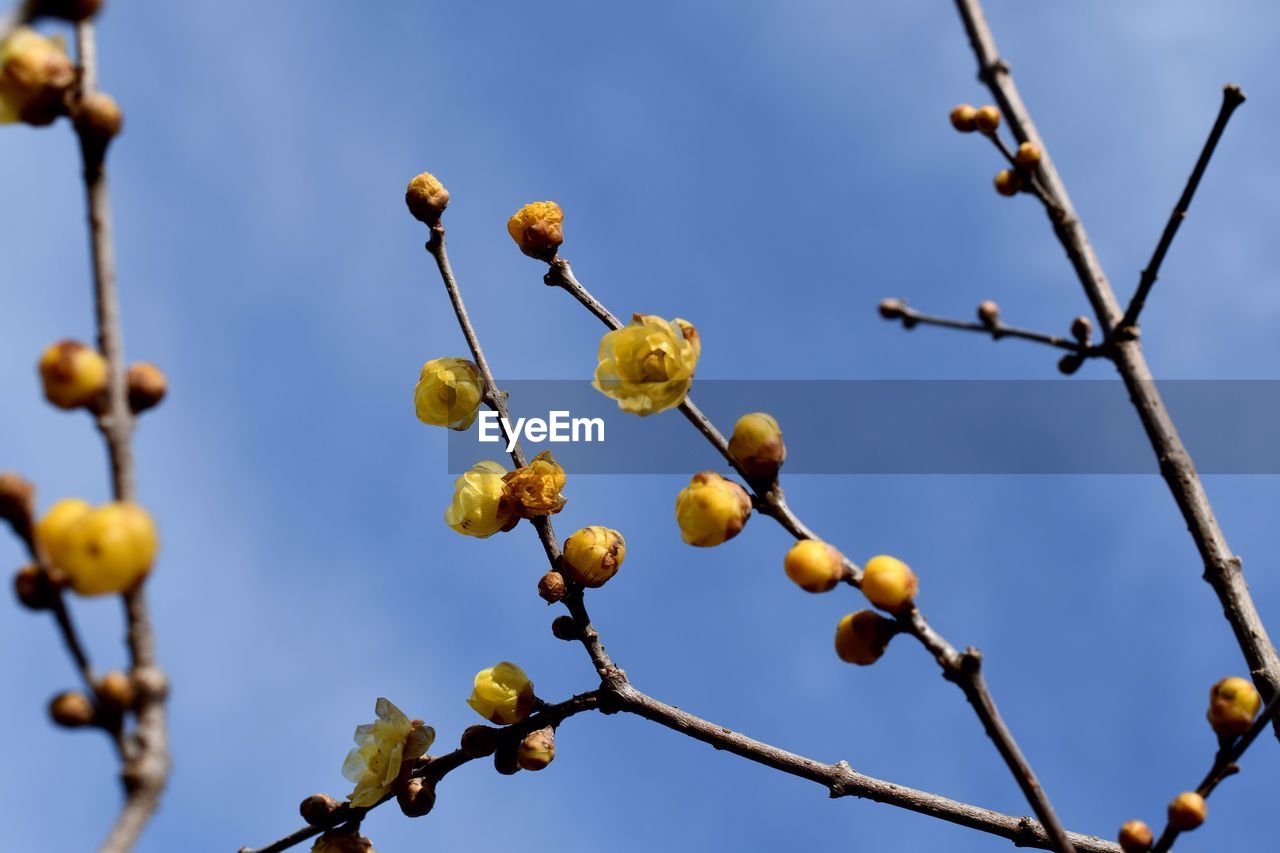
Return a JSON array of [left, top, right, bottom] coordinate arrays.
[[57, 502, 159, 596], [1206, 676, 1261, 737], [506, 201, 564, 260], [561, 525, 626, 587], [594, 314, 700, 416], [405, 172, 450, 224], [341, 697, 434, 808], [784, 539, 844, 593], [444, 461, 517, 538], [503, 450, 567, 518], [728, 412, 786, 481], [38, 340, 107, 410], [467, 661, 535, 725], [414, 357, 482, 431], [35, 497, 91, 568], [861, 554, 918, 614], [0, 28, 75, 126], [675, 471, 751, 547]]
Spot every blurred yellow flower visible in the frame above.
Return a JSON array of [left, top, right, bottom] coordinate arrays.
[[467, 662, 535, 725], [414, 357, 482, 431], [445, 461, 517, 538], [35, 497, 91, 568], [506, 201, 563, 260], [56, 502, 158, 596], [341, 697, 433, 808], [1207, 676, 1261, 737], [0, 28, 75, 126], [675, 471, 751, 547], [503, 451, 566, 518], [594, 314, 699, 416], [38, 340, 107, 410]]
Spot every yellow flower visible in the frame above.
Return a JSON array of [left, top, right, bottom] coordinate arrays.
[[728, 412, 786, 482], [503, 451, 567, 518], [561, 525, 626, 587], [594, 314, 700, 416], [0, 28, 75, 126], [467, 662, 535, 725], [444, 461, 518, 538], [506, 201, 564, 260], [1206, 676, 1261, 737], [311, 832, 375, 853], [56, 502, 159, 596], [784, 540, 844, 593], [341, 697, 434, 808], [675, 471, 751, 547], [861, 555, 918, 614], [414, 357, 482, 430], [834, 610, 896, 665], [405, 172, 450, 224], [35, 497, 91, 568], [38, 340, 108, 410]]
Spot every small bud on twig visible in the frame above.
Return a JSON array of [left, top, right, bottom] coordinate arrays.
[[74, 92, 123, 155], [0, 472, 35, 534], [39, 340, 107, 410], [14, 564, 56, 610], [298, 793, 340, 826], [405, 172, 450, 225], [1167, 791, 1206, 831], [834, 610, 897, 665], [1057, 353, 1085, 375], [1014, 141, 1042, 168], [994, 170, 1021, 197], [460, 724, 500, 758], [493, 743, 521, 775], [976, 300, 1000, 328], [878, 298, 905, 320], [397, 776, 436, 817], [516, 726, 556, 771], [551, 615, 579, 641], [784, 540, 844, 593], [1070, 315, 1093, 343], [127, 363, 167, 413], [49, 690, 96, 727], [1117, 819, 1153, 853], [728, 413, 786, 483], [974, 105, 1001, 134], [861, 555, 918, 614], [537, 570, 566, 603], [95, 669, 135, 711], [949, 103, 978, 132]]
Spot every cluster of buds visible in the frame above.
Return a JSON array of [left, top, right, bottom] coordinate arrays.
[[728, 412, 786, 483], [444, 452, 567, 538], [37, 339, 167, 413], [47, 668, 137, 730], [594, 314, 701, 416], [950, 103, 1043, 198], [675, 471, 751, 547]]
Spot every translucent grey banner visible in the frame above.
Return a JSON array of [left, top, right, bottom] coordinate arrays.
[[445, 380, 1280, 474]]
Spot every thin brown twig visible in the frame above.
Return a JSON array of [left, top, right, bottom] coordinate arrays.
[[541, 256, 1076, 853], [881, 301, 1099, 356], [951, 0, 1280, 738]]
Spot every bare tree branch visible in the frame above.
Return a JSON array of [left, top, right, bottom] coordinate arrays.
[[878, 299, 1099, 356]]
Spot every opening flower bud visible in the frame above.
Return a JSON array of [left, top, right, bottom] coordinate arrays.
[[445, 461, 518, 538], [0, 28, 76, 126], [127, 362, 167, 413], [1167, 791, 1206, 831], [861, 555, 918, 613], [949, 103, 978, 132], [507, 201, 564, 260], [593, 314, 700, 416], [397, 776, 436, 818], [1206, 675, 1261, 737], [675, 472, 751, 548], [57, 501, 159, 596], [784, 540, 844, 593], [1117, 819, 1153, 853], [517, 726, 556, 771], [1014, 141, 1042, 168], [503, 451, 567, 518], [728, 413, 786, 482], [974, 105, 1001, 133], [414, 357, 482, 431], [467, 661, 535, 725], [977, 300, 1000, 327], [49, 690, 96, 727], [834, 610, 897, 665], [460, 724, 501, 758], [538, 570, 567, 603], [14, 564, 56, 610], [299, 793, 340, 826], [994, 170, 1021, 197], [405, 172, 450, 224], [561, 526, 626, 588], [38, 340, 107, 410]]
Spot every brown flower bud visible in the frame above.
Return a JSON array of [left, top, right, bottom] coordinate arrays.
[[49, 690, 96, 727], [311, 831, 374, 853], [0, 472, 35, 534], [977, 300, 1000, 327], [949, 103, 978, 132], [74, 92, 123, 153], [493, 743, 521, 775], [994, 170, 1021, 197], [34, 0, 104, 21], [127, 363, 168, 413], [1070, 315, 1093, 343], [397, 776, 436, 818], [1167, 791, 1206, 832], [298, 793, 341, 826], [551, 614, 579, 641], [1057, 353, 1084, 376], [459, 724, 500, 758], [95, 669, 135, 710], [974, 105, 1001, 133], [878, 298, 905, 320], [517, 726, 556, 771], [728, 413, 786, 483], [537, 570, 566, 604], [1117, 819, 1153, 853], [405, 172, 450, 225], [834, 610, 897, 665], [14, 564, 57, 610], [1014, 141, 1042, 168]]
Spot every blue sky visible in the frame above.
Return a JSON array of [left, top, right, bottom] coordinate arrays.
[[3, 1, 1280, 850]]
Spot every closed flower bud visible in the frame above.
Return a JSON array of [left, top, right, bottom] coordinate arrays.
[[538, 570, 567, 603], [728, 413, 786, 482], [1206, 676, 1261, 737], [0, 28, 75, 126], [397, 776, 436, 818], [57, 502, 159, 596], [994, 169, 1021, 197], [444, 461, 518, 538], [0, 471, 35, 531], [311, 831, 375, 853], [460, 724, 501, 758], [1117, 819, 1153, 853], [503, 451, 567, 518], [593, 314, 700, 416], [493, 743, 521, 775], [1014, 141, 1042, 168], [977, 300, 1000, 327], [507, 201, 564, 260], [675, 472, 751, 547], [949, 103, 978, 132], [861, 555, 918, 613], [414, 357, 482, 430], [1057, 353, 1084, 375], [561, 526, 625, 588], [974, 105, 1001, 133], [49, 690, 95, 727], [551, 615, 579, 641], [517, 726, 556, 771], [38, 340, 107, 410], [467, 661, 535, 725], [14, 564, 56, 610], [74, 92, 123, 153], [95, 669, 135, 710], [1070, 315, 1093, 343], [35, 497, 90, 571], [299, 793, 341, 826], [878, 298, 906, 320], [834, 610, 897, 665], [784, 540, 844, 593], [405, 172, 450, 224], [127, 362, 167, 413], [1167, 791, 1206, 831]]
